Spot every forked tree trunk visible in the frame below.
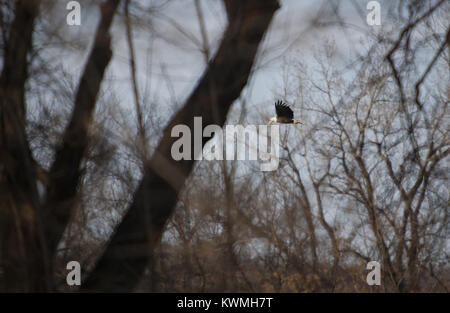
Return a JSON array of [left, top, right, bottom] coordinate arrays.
[[0, 0, 120, 291]]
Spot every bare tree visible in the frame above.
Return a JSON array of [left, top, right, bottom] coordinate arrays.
[[0, 0, 279, 292], [1, 0, 447, 293]]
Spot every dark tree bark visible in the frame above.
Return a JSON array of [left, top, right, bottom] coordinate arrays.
[[0, 0, 120, 291], [82, 0, 280, 292], [0, 0, 47, 292], [43, 0, 120, 263]]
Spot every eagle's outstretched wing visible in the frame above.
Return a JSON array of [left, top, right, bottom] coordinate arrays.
[[275, 100, 293, 119]]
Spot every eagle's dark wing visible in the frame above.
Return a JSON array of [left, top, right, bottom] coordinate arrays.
[[275, 100, 293, 119]]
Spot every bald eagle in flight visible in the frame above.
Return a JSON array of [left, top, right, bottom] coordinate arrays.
[[268, 100, 302, 125]]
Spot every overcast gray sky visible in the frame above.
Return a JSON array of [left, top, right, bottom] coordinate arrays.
[[53, 0, 390, 126]]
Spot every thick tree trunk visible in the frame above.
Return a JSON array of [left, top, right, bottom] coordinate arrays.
[[82, 0, 280, 292], [43, 0, 120, 263], [0, 0, 48, 292], [0, 0, 120, 291]]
